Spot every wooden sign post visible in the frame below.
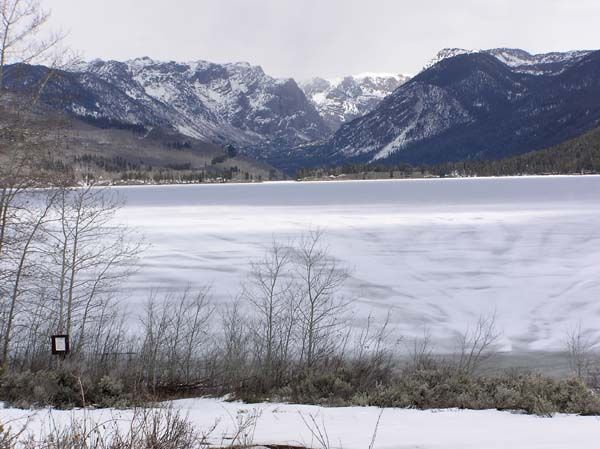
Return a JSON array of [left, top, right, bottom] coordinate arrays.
[[51, 334, 70, 356]]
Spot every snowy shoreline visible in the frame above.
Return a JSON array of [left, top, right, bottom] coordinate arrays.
[[2, 398, 600, 449], [107, 173, 600, 189]]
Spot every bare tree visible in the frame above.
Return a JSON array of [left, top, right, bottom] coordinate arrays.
[[455, 313, 500, 375], [243, 240, 296, 382], [0, 107, 67, 280], [138, 287, 215, 388], [84, 298, 130, 373], [354, 311, 397, 363], [139, 291, 173, 391], [0, 184, 143, 369], [0, 0, 71, 213], [0, 0, 72, 253], [293, 230, 351, 370], [218, 298, 252, 386], [163, 287, 214, 383], [0, 0, 71, 368], [0, 188, 57, 368], [41, 184, 143, 352], [406, 326, 436, 371], [566, 323, 597, 381], [0, 0, 68, 99], [179, 288, 214, 382]]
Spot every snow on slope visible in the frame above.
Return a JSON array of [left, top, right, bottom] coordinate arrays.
[[316, 48, 600, 165], [423, 47, 476, 70], [75, 57, 330, 148], [300, 73, 410, 131], [424, 47, 593, 75], [2, 398, 600, 449], [327, 81, 473, 161], [488, 48, 594, 74]]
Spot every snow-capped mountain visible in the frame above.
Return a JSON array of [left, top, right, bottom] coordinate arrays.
[[424, 48, 593, 75], [80, 57, 331, 147], [3, 57, 331, 150], [487, 48, 594, 75], [299, 73, 410, 131], [5, 48, 599, 173], [299, 49, 600, 168], [423, 48, 476, 70]]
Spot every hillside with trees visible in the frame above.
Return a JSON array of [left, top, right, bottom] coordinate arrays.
[[431, 126, 600, 177], [297, 126, 600, 180], [0, 92, 280, 184]]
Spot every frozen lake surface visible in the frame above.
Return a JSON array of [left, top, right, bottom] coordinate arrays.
[[115, 176, 600, 352]]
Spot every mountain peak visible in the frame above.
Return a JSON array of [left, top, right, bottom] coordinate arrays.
[[300, 72, 410, 132], [424, 47, 593, 75], [302, 49, 600, 170], [36, 56, 330, 149]]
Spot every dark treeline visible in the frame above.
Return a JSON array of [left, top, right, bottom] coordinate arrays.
[[297, 126, 600, 179], [75, 154, 142, 172], [71, 154, 269, 184], [297, 163, 419, 180], [430, 127, 600, 177], [79, 115, 147, 135]]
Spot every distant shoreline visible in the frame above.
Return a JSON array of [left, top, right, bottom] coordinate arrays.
[[102, 172, 600, 189]]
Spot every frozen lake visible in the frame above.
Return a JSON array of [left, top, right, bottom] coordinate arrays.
[[115, 176, 600, 352]]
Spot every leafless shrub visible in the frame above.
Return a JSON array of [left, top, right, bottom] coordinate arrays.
[[242, 240, 296, 385], [108, 407, 203, 449], [293, 229, 351, 370], [354, 311, 398, 365], [220, 408, 261, 448], [0, 416, 31, 449], [566, 323, 598, 383], [299, 413, 332, 449], [300, 408, 384, 449], [3, 407, 213, 449], [406, 326, 436, 371], [217, 299, 252, 390], [139, 287, 214, 390], [455, 313, 500, 375]]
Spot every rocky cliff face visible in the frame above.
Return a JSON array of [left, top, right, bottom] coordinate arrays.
[[300, 73, 409, 131], [4, 57, 331, 150]]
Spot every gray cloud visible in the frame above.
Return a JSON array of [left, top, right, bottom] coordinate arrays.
[[45, 0, 599, 79]]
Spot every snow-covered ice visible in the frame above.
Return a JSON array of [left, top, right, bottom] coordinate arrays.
[[114, 176, 600, 352], [2, 398, 600, 449]]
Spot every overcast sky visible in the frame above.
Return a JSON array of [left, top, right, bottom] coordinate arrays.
[[43, 0, 599, 80]]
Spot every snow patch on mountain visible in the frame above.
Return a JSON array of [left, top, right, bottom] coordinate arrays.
[[310, 49, 600, 168], [423, 48, 475, 70], [300, 73, 410, 131], [330, 83, 473, 161], [424, 48, 593, 75], [73, 57, 330, 148]]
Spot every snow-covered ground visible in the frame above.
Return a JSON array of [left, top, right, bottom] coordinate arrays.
[[2, 398, 600, 449], [115, 176, 600, 353]]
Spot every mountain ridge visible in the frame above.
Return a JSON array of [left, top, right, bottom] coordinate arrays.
[[294, 49, 600, 170], [424, 47, 593, 75], [3, 48, 599, 174]]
